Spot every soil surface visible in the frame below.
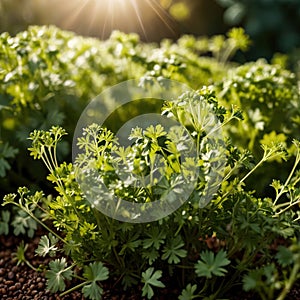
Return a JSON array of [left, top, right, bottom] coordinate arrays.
[[1, 231, 300, 300]]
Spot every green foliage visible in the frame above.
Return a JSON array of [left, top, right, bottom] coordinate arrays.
[[218, 59, 299, 151], [12, 241, 28, 266], [82, 262, 109, 300], [217, 0, 300, 59], [217, 59, 300, 194], [141, 267, 165, 299], [161, 235, 187, 264], [276, 246, 294, 267], [178, 284, 197, 300], [0, 141, 18, 177], [4, 88, 298, 299], [4, 83, 300, 299], [45, 258, 73, 293], [11, 209, 37, 238], [35, 233, 59, 257], [195, 250, 230, 278], [142, 227, 166, 250], [0, 210, 10, 235], [0, 25, 235, 195], [1, 26, 300, 300], [12, 241, 37, 270], [242, 241, 300, 300]]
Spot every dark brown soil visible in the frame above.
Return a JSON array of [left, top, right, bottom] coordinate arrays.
[[0, 231, 177, 300], [0, 233, 84, 300], [1, 231, 300, 300]]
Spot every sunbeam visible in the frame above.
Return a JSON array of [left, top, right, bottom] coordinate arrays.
[[44, 0, 179, 41], [130, 0, 148, 40], [145, 0, 178, 38]]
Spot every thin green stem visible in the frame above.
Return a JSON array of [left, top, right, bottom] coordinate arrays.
[[47, 146, 56, 170], [53, 141, 59, 168], [59, 281, 87, 297], [220, 43, 236, 64], [206, 108, 240, 139], [274, 155, 300, 205], [277, 262, 300, 300], [274, 199, 300, 217], [23, 206, 66, 244], [25, 260, 38, 272], [72, 274, 86, 281], [113, 246, 124, 268], [41, 155, 53, 174], [239, 158, 265, 184], [176, 265, 194, 270]]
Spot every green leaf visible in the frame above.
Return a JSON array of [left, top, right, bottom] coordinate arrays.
[[144, 124, 166, 140], [82, 282, 104, 300], [276, 246, 294, 267], [142, 248, 159, 265], [35, 233, 58, 257], [179, 283, 197, 300], [45, 258, 73, 293], [119, 233, 141, 255], [162, 235, 187, 264], [243, 265, 277, 294], [0, 140, 18, 177], [83, 261, 109, 282], [263, 264, 276, 285], [195, 250, 230, 278], [121, 273, 138, 290], [11, 210, 37, 238], [243, 270, 260, 292], [12, 241, 28, 266], [143, 227, 166, 250], [0, 141, 19, 158], [142, 267, 165, 299], [0, 158, 10, 177], [0, 210, 10, 235], [82, 262, 109, 300]]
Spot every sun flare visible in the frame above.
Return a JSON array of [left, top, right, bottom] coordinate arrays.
[[49, 0, 177, 40]]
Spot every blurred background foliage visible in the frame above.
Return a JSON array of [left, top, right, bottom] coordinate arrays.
[[0, 0, 299, 195], [216, 0, 300, 60], [0, 0, 299, 63], [0, 0, 225, 41]]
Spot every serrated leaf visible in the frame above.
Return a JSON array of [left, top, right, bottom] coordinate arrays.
[[195, 250, 230, 278], [121, 273, 138, 290], [162, 235, 187, 264], [45, 258, 73, 293], [142, 267, 165, 299], [276, 246, 294, 267], [35, 233, 58, 257], [243, 271, 259, 292], [0, 142, 19, 158], [263, 264, 276, 284], [82, 262, 109, 300], [0, 210, 10, 235], [143, 227, 166, 250], [11, 210, 37, 238], [83, 262, 109, 282], [119, 235, 141, 255], [142, 248, 159, 265], [82, 282, 104, 300], [0, 142, 19, 177], [0, 159, 10, 178], [179, 283, 197, 300]]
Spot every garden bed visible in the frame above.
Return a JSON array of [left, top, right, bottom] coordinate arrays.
[[1, 231, 300, 299], [1, 26, 300, 300]]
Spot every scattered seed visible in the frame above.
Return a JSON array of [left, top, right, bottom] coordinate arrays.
[[7, 272, 14, 280]]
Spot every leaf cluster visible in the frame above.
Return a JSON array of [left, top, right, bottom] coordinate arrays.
[[1, 26, 300, 300]]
